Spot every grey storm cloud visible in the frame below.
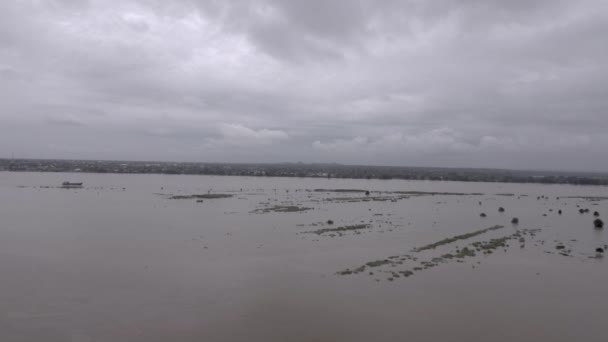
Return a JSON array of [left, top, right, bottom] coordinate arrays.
[[1, 0, 607, 170]]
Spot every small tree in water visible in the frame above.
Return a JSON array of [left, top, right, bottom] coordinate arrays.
[[594, 218, 604, 229]]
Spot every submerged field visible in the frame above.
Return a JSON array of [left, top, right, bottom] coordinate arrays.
[[0, 172, 607, 342]]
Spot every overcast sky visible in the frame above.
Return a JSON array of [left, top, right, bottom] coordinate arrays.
[[1, 0, 607, 170]]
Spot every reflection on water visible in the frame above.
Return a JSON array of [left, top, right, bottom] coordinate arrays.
[[0, 172, 607, 342]]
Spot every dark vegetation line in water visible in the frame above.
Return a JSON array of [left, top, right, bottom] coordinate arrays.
[[413, 225, 504, 252], [168, 194, 233, 199], [314, 189, 485, 196], [320, 195, 408, 203], [392, 191, 485, 196], [337, 229, 541, 279], [4, 158, 608, 186], [314, 191, 485, 204], [314, 189, 368, 193], [251, 205, 312, 213], [564, 196, 608, 201], [305, 224, 371, 235]]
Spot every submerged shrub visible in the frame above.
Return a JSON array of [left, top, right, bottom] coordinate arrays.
[[594, 218, 604, 228]]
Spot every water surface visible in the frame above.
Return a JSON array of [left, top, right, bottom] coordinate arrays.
[[1, 172, 607, 341]]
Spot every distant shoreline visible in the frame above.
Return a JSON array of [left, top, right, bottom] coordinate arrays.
[[2, 158, 608, 186]]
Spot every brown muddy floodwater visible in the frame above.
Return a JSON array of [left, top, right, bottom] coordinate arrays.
[[1, 172, 607, 341]]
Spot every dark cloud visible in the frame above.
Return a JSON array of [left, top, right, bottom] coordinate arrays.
[[0, 0, 607, 170]]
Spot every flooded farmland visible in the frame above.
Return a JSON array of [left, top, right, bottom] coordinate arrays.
[[1, 172, 607, 342]]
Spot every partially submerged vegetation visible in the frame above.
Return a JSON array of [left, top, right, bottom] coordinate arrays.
[[252, 205, 312, 213], [392, 191, 484, 196], [337, 228, 540, 281], [169, 194, 233, 200], [337, 256, 414, 275], [314, 189, 368, 193], [157, 184, 608, 282], [320, 195, 410, 203], [564, 196, 608, 201], [315, 190, 485, 204], [413, 225, 504, 252], [472, 236, 511, 254], [306, 224, 371, 236]]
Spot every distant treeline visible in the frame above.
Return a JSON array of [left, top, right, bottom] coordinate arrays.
[[1, 159, 607, 186]]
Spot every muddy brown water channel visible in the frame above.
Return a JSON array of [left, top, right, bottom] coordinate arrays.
[[1, 172, 607, 342]]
